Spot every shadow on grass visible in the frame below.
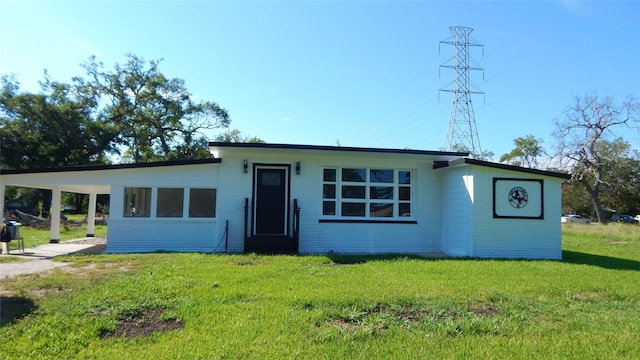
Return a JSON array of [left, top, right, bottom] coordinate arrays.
[[563, 250, 640, 271], [0, 296, 38, 327], [325, 252, 640, 271], [327, 254, 427, 265]]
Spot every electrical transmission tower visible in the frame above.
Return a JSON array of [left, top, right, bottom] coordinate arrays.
[[439, 26, 484, 157]]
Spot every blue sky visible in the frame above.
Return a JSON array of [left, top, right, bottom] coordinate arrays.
[[1, 0, 639, 158]]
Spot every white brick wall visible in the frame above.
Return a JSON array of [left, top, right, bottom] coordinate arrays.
[[107, 218, 222, 253], [215, 150, 443, 255], [440, 164, 563, 260], [106, 163, 223, 253], [441, 167, 473, 256], [470, 167, 563, 259], [103, 148, 564, 259]]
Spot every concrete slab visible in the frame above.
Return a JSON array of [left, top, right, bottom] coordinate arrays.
[[0, 238, 106, 278], [1, 238, 106, 259], [12, 243, 100, 258]]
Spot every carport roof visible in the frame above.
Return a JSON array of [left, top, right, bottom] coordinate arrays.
[[0, 158, 222, 194], [0, 158, 221, 175]]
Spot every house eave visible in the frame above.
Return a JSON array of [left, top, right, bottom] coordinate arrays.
[[433, 158, 571, 179], [0, 158, 222, 175], [209, 142, 468, 161], [0, 158, 222, 195]]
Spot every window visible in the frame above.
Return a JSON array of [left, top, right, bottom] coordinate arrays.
[[322, 168, 412, 219], [123, 187, 216, 218], [323, 169, 337, 215], [189, 189, 217, 218], [398, 171, 411, 217], [157, 188, 184, 217], [124, 187, 151, 217]]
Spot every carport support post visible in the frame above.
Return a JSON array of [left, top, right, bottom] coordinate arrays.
[[1, 184, 7, 254], [50, 187, 62, 243], [87, 193, 97, 237], [0, 184, 4, 224]]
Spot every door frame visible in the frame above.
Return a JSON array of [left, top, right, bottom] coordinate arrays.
[[252, 164, 291, 236]]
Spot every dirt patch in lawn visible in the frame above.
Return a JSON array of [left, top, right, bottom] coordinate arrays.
[[467, 302, 500, 317], [99, 308, 184, 339], [325, 302, 501, 332]]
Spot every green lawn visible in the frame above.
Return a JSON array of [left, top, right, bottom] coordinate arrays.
[[1, 224, 638, 359]]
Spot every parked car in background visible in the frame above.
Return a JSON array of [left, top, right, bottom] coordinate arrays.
[[611, 214, 639, 224], [62, 205, 78, 214], [561, 214, 591, 224]]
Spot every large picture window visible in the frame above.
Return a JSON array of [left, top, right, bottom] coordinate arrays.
[[123, 187, 216, 218], [322, 168, 412, 219]]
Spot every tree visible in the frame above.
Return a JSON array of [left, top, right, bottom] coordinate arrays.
[[1, 74, 115, 169], [499, 135, 545, 168], [562, 140, 640, 217], [81, 54, 230, 162], [554, 93, 639, 223], [1, 74, 116, 215], [2, 54, 237, 213], [561, 181, 593, 216], [214, 129, 265, 143], [595, 142, 640, 215]]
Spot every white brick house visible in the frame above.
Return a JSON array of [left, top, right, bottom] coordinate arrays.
[[0, 143, 570, 259]]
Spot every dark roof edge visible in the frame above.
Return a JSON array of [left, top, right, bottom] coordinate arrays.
[[208, 142, 468, 157], [0, 158, 221, 175], [433, 158, 571, 179]]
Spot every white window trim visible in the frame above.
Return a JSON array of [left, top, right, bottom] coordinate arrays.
[[122, 186, 217, 219], [321, 167, 413, 220]]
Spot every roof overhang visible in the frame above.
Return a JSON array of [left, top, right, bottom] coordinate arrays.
[[0, 158, 222, 194], [433, 158, 571, 179], [209, 142, 468, 162]]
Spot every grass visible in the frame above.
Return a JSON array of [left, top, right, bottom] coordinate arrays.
[[0, 224, 639, 359]]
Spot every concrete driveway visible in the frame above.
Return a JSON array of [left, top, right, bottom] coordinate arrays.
[[1, 238, 105, 278]]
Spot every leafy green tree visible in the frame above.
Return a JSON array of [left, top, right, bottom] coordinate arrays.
[[214, 129, 265, 143], [596, 142, 640, 216], [499, 135, 545, 168], [1, 74, 116, 215], [561, 180, 593, 216], [81, 54, 230, 162], [554, 93, 639, 222], [1, 74, 115, 169]]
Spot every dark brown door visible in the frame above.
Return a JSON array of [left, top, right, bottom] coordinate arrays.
[[254, 168, 287, 235]]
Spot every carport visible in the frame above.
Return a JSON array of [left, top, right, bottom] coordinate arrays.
[[1, 165, 112, 243], [3, 158, 225, 254], [0, 166, 111, 243]]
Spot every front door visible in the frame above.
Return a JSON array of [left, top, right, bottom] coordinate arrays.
[[254, 167, 288, 235]]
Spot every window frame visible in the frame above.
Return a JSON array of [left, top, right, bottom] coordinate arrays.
[[321, 167, 414, 221], [189, 188, 217, 218], [122, 187, 217, 219], [123, 187, 152, 218], [156, 187, 185, 218]]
